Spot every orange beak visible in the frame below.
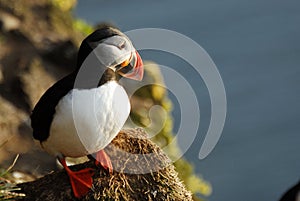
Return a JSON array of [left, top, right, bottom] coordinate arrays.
[[117, 51, 144, 81]]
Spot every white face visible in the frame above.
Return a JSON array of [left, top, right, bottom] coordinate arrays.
[[88, 34, 144, 81], [92, 35, 135, 69]]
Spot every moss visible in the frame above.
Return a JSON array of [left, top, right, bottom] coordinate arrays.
[[50, 0, 77, 11], [73, 19, 94, 36]]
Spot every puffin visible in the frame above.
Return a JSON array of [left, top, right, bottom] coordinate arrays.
[[30, 26, 143, 198]]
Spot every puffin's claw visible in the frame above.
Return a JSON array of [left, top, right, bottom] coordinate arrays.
[[95, 149, 113, 174]]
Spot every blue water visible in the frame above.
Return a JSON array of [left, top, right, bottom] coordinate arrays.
[[75, 1, 300, 200]]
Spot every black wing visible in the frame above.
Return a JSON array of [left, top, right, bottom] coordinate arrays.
[[30, 73, 76, 142]]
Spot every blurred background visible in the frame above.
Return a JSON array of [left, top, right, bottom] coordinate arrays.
[[74, 0, 300, 201], [0, 0, 300, 201]]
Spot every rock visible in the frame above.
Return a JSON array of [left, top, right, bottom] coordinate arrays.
[[0, 0, 81, 166]]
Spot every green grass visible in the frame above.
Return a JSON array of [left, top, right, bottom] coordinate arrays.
[[0, 155, 25, 200]]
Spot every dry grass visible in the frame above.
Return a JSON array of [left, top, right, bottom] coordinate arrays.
[[0, 155, 25, 201]]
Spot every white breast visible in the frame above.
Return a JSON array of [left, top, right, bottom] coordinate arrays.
[[42, 81, 130, 157]]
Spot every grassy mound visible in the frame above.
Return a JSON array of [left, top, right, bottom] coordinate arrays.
[[18, 129, 192, 201]]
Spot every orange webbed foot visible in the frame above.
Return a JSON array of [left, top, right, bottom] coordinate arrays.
[[59, 157, 94, 198]]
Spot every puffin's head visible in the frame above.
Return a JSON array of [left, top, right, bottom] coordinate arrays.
[[76, 26, 143, 81]]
